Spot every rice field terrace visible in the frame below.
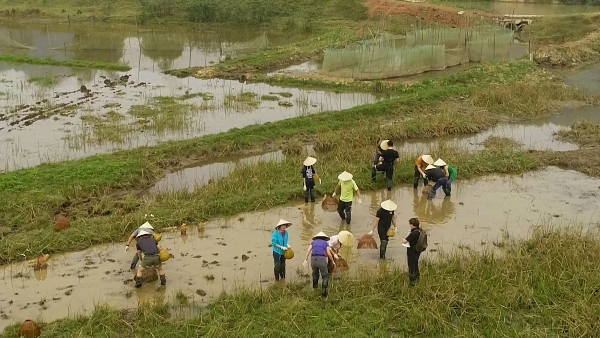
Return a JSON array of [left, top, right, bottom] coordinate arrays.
[[0, 0, 600, 336]]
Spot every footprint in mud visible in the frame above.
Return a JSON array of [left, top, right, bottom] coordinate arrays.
[[241, 255, 250, 262], [212, 253, 218, 256], [196, 289, 207, 297]]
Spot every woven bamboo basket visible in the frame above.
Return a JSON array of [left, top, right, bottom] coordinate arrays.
[[321, 194, 338, 212], [357, 234, 378, 249], [53, 214, 70, 231]]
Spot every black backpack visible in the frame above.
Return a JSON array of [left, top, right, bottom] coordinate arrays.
[[415, 229, 428, 253]]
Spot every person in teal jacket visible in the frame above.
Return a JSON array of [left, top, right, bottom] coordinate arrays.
[[271, 219, 292, 281], [434, 158, 457, 195]]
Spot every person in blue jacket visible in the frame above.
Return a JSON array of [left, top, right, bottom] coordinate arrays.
[[271, 219, 292, 281]]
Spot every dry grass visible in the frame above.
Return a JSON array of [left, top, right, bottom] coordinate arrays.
[[482, 136, 523, 151], [3, 225, 600, 337], [554, 120, 600, 147], [535, 31, 600, 67]]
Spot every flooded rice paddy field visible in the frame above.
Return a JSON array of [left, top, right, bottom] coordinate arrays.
[[1, 167, 599, 330], [0, 24, 380, 170]]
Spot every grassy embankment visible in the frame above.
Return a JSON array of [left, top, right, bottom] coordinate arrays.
[[0, 60, 596, 264], [0, 54, 131, 71], [3, 225, 600, 337], [532, 13, 600, 66]]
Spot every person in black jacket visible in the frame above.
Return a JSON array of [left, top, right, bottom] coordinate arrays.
[[425, 164, 450, 200], [373, 140, 400, 191], [403, 218, 423, 286]]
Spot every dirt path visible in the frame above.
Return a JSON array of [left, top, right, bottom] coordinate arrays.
[[367, 0, 498, 26]]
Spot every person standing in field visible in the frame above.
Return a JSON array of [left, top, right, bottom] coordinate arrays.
[[271, 219, 292, 281], [374, 140, 400, 191], [371, 140, 385, 181], [434, 158, 457, 196], [125, 222, 155, 270], [301, 156, 320, 204], [133, 230, 166, 288], [327, 230, 354, 256], [332, 171, 362, 225], [425, 164, 450, 200], [303, 231, 336, 297], [368, 199, 398, 260], [403, 217, 425, 286], [413, 155, 434, 189]]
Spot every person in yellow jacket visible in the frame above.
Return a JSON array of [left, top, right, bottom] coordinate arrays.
[[332, 171, 362, 225]]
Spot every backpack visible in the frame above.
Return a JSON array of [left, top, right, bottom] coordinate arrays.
[[415, 229, 428, 253]]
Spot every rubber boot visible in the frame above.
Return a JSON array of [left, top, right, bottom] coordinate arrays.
[[274, 264, 280, 281], [321, 274, 329, 297], [386, 178, 392, 192], [379, 240, 388, 259], [371, 166, 377, 183], [312, 268, 319, 289], [309, 189, 315, 203], [304, 190, 309, 203], [159, 275, 166, 286], [130, 253, 139, 269], [442, 186, 451, 196], [321, 286, 328, 297], [134, 276, 142, 288], [280, 262, 286, 279], [427, 188, 436, 200], [413, 177, 419, 189]]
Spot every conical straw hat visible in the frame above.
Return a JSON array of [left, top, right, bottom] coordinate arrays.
[[276, 219, 292, 229], [136, 230, 152, 238], [426, 164, 436, 170], [434, 158, 447, 166], [312, 231, 330, 240], [380, 140, 390, 151], [139, 222, 154, 230], [381, 199, 397, 211], [337, 231, 355, 246], [303, 156, 317, 166], [422, 155, 434, 164], [338, 171, 353, 181]]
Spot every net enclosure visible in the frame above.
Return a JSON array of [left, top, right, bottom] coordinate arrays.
[[321, 25, 514, 80], [222, 32, 268, 59]]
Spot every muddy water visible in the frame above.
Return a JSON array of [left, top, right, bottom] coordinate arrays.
[[1, 167, 599, 330], [564, 63, 600, 95], [151, 150, 285, 193], [0, 27, 379, 171], [398, 105, 600, 153]]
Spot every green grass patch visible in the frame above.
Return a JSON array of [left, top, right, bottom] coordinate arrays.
[[554, 120, 600, 146], [0, 60, 589, 263], [260, 94, 280, 101], [528, 13, 600, 45], [3, 226, 600, 337], [0, 54, 131, 71], [27, 75, 58, 86]]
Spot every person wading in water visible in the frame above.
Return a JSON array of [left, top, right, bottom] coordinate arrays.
[[368, 199, 398, 259], [303, 231, 336, 297], [332, 171, 362, 225], [125, 222, 154, 270], [374, 140, 400, 191], [413, 155, 434, 189], [301, 156, 320, 204], [271, 219, 292, 281], [425, 164, 450, 200], [133, 230, 166, 288]]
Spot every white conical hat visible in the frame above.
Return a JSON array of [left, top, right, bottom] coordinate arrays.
[[139, 222, 154, 230], [136, 230, 152, 238], [381, 199, 398, 211], [303, 156, 317, 166], [276, 219, 292, 229], [434, 158, 447, 166], [338, 171, 353, 181], [380, 140, 390, 151], [337, 231, 355, 246], [426, 164, 436, 170], [312, 231, 330, 240], [422, 155, 434, 164]]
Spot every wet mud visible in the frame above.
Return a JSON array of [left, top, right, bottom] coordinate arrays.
[[1, 167, 599, 331]]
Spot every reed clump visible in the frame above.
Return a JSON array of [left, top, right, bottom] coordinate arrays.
[[3, 226, 599, 337], [554, 120, 600, 147]]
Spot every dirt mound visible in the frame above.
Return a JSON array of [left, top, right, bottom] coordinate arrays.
[[367, 0, 490, 27], [534, 31, 600, 67]]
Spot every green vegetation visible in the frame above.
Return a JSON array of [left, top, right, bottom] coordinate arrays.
[[0, 61, 595, 264], [0, 54, 131, 71], [555, 120, 600, 146], [4, 226, 600, 337], [529, 13, 600, 44], [27, 75, 58, 86]]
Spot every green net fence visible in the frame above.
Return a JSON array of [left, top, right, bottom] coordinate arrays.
[[0, 32, 36, 50], [322, 26, 513, 80], [222, 32, 268, 59]]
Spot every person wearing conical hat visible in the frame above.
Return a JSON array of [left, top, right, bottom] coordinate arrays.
[[133, 230, 166, 288], [371, 139, 386, 180], [271, 219, 292, 281], [332, 171, 362, 225], [303, 231, 336, 297], [434, 158, 457, 196], [327, 230, 355, 256], [372, 140, 400, 191], [414, 155, 434, 189], [425, 164, 450, 200], [125, 221, 155, 270], [368, 199, 398, 259], [301, 156, 320, 204]]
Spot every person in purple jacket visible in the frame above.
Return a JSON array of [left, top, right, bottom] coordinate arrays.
[[303, 231, 336, 297]]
